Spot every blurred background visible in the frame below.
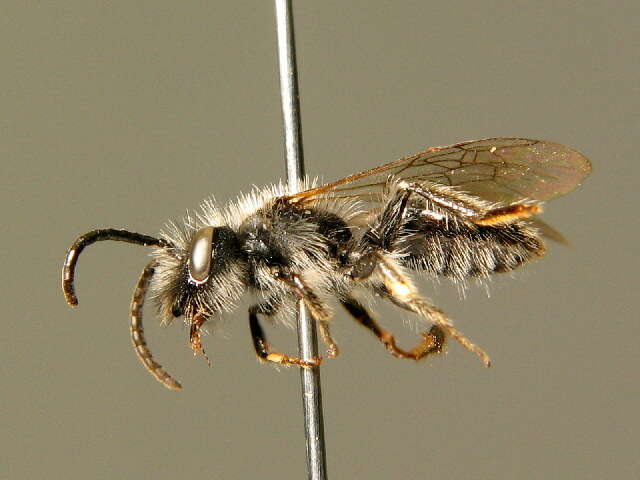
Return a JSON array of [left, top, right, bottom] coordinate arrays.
[[2, 1, 638, 479]]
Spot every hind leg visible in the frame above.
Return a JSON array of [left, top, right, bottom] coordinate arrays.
[[341, 297, 445, 360], [351, 251, 491, 367]]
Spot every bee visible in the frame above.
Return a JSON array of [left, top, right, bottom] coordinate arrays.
[[62, 138, 591, 390]]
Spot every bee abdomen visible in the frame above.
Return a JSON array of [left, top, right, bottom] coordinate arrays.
[[399, 221, 545, 280]]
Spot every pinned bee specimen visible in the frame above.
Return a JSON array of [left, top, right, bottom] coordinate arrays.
[[62, 138, 591, 390]]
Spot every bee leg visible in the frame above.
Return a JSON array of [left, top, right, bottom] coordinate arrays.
[[360, 182, 415, 250], [397, 298, 491, 367], [361, 180, 482, 251], [352, 251, 491, 367], [271, 270, 340, 359], [341, 297, 445, 360], [249, 303, 322, 368], [473, 204, 542, 226]]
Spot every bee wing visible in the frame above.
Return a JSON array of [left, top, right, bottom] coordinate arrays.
[[286, 138, 591, 207], [527, 217, 572, 246]]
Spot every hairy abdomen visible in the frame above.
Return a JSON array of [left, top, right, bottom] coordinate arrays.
[[398, 217, 545, 280]]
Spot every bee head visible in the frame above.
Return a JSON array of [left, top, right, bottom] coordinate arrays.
[[151, 225, 246, 325]]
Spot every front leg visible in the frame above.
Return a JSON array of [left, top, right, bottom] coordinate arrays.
[[249, 303, 321, 367]]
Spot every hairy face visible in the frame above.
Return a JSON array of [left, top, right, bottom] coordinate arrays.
[[150, 224, 247, 324]]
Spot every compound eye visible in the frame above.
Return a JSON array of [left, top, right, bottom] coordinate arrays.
[[188, 226, 214, 285]]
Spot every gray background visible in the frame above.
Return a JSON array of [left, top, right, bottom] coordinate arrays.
[[3, 1, 638, 479]]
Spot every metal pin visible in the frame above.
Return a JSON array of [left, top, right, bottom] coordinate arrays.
[[274, 1, 328, 479]]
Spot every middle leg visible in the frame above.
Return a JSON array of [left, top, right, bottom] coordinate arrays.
[[271, 269, 340, 358]]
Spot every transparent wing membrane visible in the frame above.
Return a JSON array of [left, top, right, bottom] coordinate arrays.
[[287, 138, 591, 207]]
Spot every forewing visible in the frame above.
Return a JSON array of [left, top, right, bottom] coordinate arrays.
[[287, 138, 591, 207]]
